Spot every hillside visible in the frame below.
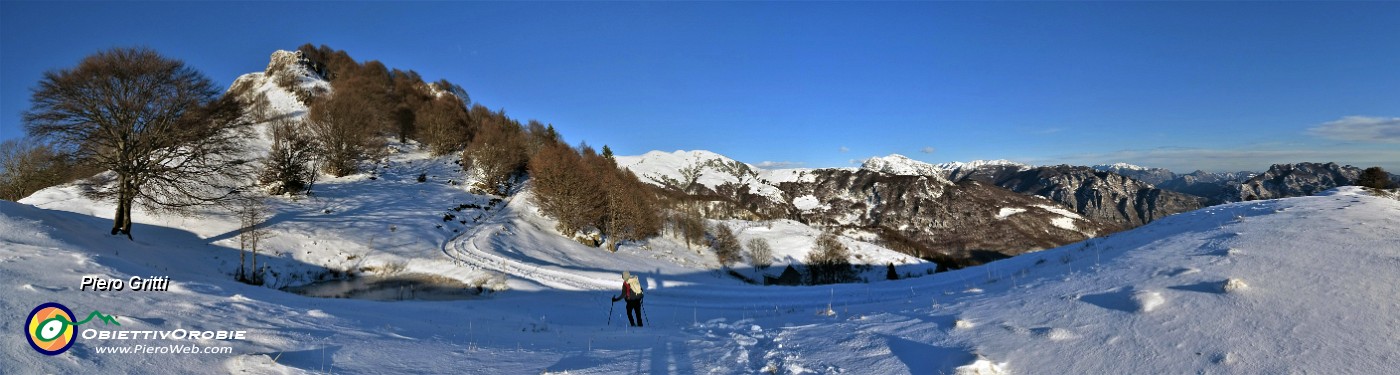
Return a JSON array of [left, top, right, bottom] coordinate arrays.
[[6, 162, 1398, 373], [5, 47, 1398, 374], [618, 151, 1105, 262]]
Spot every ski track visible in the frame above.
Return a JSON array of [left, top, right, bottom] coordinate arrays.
[[441, 193, 616, 291]]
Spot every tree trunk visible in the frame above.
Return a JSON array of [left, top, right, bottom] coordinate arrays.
[[238, 247, 247, 282], [251, 244, 259, 285], [111, 173, 133, 239]]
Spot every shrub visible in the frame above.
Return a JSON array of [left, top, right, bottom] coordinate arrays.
[[747, 238, 773, 269], [259, 118, 318, 195], [711, 223, 742, 267], [1357, 166, 1396, 189]]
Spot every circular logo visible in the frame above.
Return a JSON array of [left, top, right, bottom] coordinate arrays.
[[26, 302, 77, 356]]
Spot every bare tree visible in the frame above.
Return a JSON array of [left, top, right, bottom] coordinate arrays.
[[23, 47, 251, 239], [747, 237, 773, 269], [711, 223, 743, 267], [259, 118, 319, 195], [672, 205, 707, 251], [530, 142, 603, 234], [463, 114, 527, 194], [417, 95, 471, 156], [0, 139, 77, 201], [235, 193, 272, 285], [806, 230, 854, 285], [306, 85, 382, 177]]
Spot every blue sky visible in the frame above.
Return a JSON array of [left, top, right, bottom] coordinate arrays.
[[2, 1, 1397, 173]]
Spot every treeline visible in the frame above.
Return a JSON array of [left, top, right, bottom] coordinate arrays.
[[260, 45, 662, 249]]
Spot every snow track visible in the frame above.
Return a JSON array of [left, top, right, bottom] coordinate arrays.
[[440, 193, 617, 291]]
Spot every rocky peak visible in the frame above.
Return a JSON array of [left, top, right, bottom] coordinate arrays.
[[1225, 162, 1363, 202]]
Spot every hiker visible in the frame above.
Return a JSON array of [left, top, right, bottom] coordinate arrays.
[[611, 271, 644, 327]]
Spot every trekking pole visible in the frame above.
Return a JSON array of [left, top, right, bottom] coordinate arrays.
[[607, 297, 616, 326], [644, 296, 651, 327]]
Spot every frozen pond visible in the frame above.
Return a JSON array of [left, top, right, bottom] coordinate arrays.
[[282, 273, 485, 301]]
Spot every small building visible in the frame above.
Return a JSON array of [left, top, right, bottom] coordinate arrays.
[[764, 264, 804, 286]]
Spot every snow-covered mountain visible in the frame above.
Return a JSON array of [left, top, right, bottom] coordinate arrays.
[[1093, 163, 1177, 185], [1158, 170, 1259, 203], [7, 170, 1397, 373], [860, 154, 949, 181], [1225, 162, 1364, 202], [935, 159, 1032, 173], [619, 150, 1105, 262], [6, 47, 1399, 374]]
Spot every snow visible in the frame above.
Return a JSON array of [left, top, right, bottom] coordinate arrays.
[[859, 154, 950, 183], [1049, 217, 1077, 231], [5, 96, 1400, 375], [792, 195, 828, 212], [934, 159, 1032, 172], [614, 150, 794, 202], [1033, 204, 1083, 219], [994, 207, 1026, 219], [1093, 162, 1151, 171]]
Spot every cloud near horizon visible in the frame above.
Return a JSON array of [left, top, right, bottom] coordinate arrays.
[[1306, 116, 1400, 143], [920, 146, 936, 154], [754, 161, 805, 169]]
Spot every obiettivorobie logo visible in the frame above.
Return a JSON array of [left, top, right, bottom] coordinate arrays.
[[25, 302, 120, 356]]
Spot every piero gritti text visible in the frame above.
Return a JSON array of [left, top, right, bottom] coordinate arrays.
[[80, 276, 171, 292]]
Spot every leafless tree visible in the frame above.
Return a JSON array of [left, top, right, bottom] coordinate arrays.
[[464, 113, 527, 194], [0, 139, 77, 201], [306, 85, 383, 177], [259, 118, 319, 195], [235, 193, 272, 284], [711, 223, 743, 267], [806, 230, 854, 284], [747, 237, 773, 269], [417, 96, 471, 156], [23, 47, 251, 239]]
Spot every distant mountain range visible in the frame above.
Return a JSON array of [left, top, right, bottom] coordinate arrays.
[[619, 150, 1386, 266]]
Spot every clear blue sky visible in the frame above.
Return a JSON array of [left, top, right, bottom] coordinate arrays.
[[3, 1, 1397, 173]]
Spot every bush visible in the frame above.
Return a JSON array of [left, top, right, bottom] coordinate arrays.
[[711, 223, 742, 267], [1357, 166, 1396, 189]]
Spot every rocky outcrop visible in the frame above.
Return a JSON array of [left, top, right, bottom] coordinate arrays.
[[775, 169, 1106, 262], [1093, 163, 1177, 185], [1223, 162, 1362, 202], [953, 165, 1206, 229], [1157, 170, 1256, 204]]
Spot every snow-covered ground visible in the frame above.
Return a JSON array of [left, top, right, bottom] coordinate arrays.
[[5, 148, 1399, 375], [4, 51, 1396, 373]]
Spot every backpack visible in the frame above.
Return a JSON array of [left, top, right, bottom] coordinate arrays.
[[625, 276, 643, 301]]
